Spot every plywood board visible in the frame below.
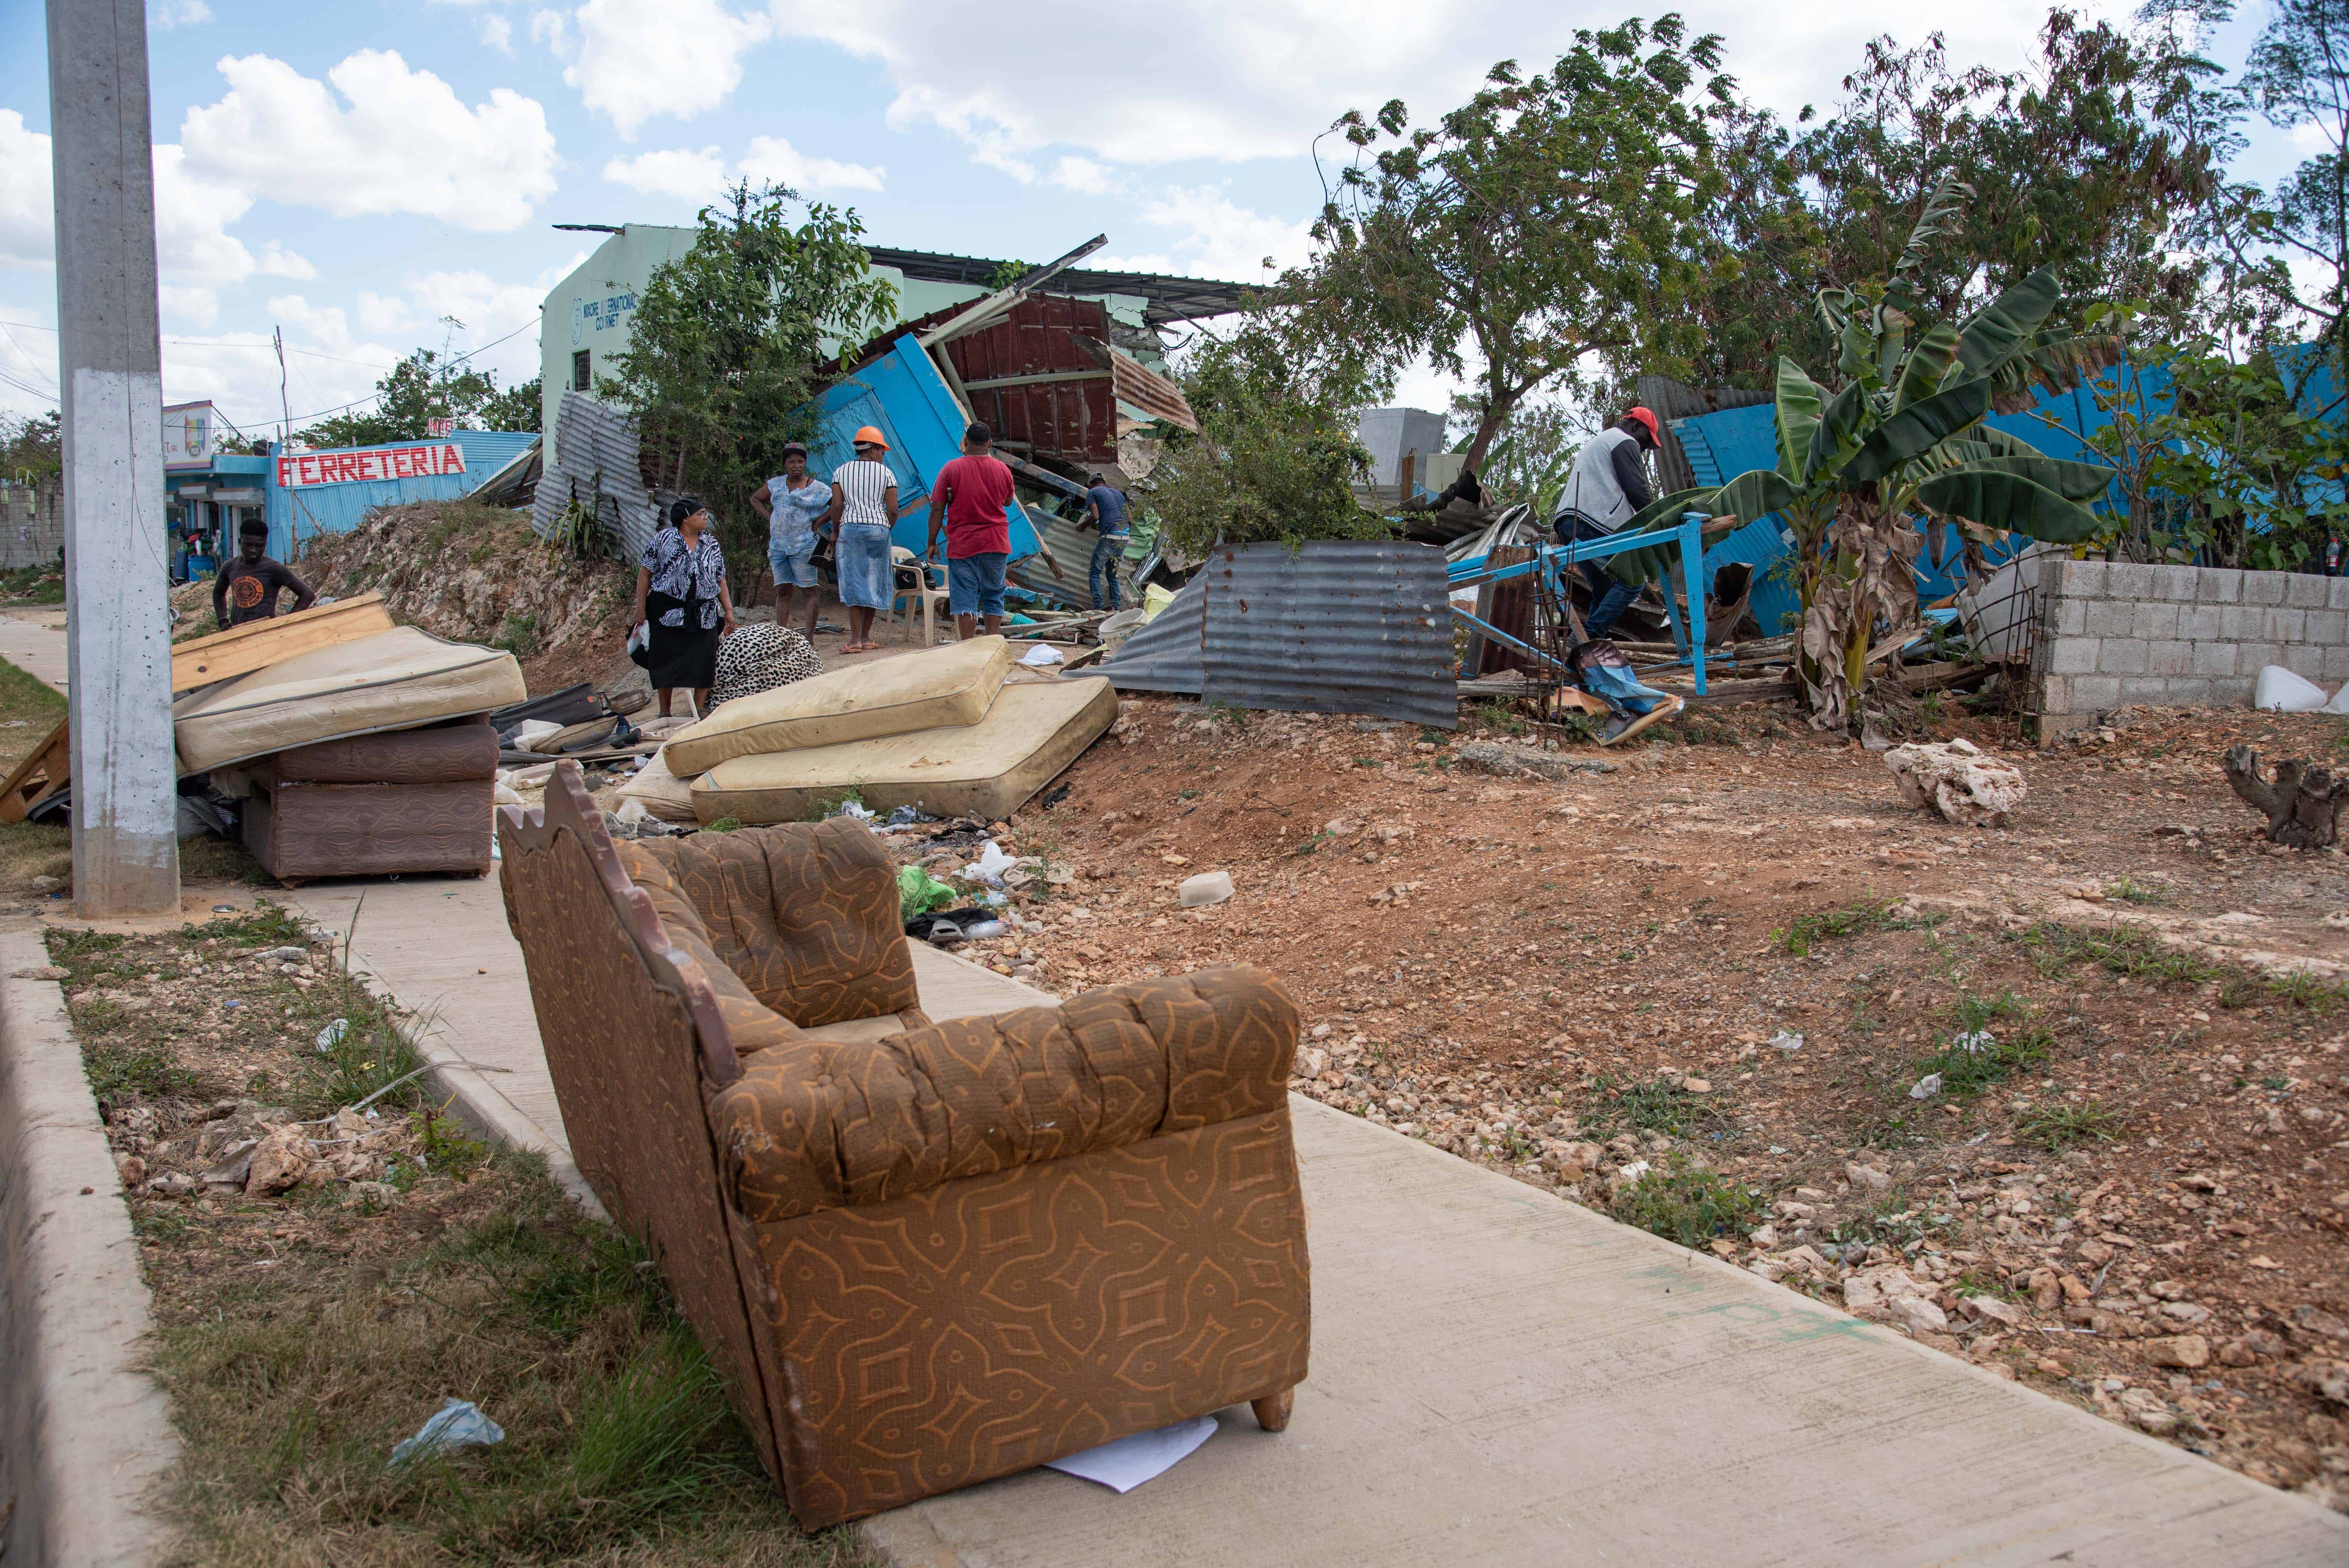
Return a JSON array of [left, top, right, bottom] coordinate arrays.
[[171, 593, 396, 692]]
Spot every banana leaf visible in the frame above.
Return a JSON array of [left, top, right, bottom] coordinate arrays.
[[1842, 376, 1991, 484], [1913, 466, 2105, 544], [1895, 321, 1962, 410], [1710, 468, 1798, 526], [1807, 381, 1865, 480], [1988, 329, 2124, 414], [1773, 357, 1822, 481], [1597, 483, 1770, 587], [1894, 175, 1973, 280], [1947, 452, 2117, 503], [1955, 266, 2061, 380]]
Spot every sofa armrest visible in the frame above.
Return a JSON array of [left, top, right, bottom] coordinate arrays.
[[710, 964, 1297, 1223]]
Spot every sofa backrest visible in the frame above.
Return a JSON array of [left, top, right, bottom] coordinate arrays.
[[613, 821, 918, 1029]]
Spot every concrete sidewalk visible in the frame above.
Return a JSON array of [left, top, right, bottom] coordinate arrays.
[[0, 606, 70, 694], [275, 877, 2344, 1567]]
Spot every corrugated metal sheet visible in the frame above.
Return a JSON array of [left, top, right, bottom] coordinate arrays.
[[1203, 540, 1456, 728], [1098, 572, 1205, 693], [529, 392, 661, 561], [1109, 353, 1198, 431], [1636, 375, 1771, 493]]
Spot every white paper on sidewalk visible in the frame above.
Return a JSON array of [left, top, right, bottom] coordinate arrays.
[[1041, 1415, 1218, 1493]]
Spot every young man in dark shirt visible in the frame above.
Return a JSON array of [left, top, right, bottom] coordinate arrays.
[[212, 517, 317, 630]]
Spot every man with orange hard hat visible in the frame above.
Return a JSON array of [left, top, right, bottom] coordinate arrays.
[[1552, 406, 1663, 642]]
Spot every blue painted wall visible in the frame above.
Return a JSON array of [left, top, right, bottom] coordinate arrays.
[[803, 338, 1042, 561], [264, 429, 540, 559]]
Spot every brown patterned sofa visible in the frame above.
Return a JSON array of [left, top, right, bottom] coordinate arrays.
[[496, 763, 1309, 1527]]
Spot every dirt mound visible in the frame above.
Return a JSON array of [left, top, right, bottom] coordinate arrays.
[[292, 501, 637, 693]]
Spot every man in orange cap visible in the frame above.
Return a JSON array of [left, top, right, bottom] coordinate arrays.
[[820, 426, 903, 652], [1552, 406, 1663, 641]]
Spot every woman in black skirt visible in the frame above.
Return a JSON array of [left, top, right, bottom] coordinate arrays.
[[631, 496, 737, 717]]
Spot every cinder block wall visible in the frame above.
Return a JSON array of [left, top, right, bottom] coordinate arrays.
[[2027, 558, 2349, 736]]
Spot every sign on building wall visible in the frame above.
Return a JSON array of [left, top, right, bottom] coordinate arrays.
[[276, 442, 467, 489], [427, 417, 456, 437], [162, 401, 216, 471], [569, 290, 637, 346]]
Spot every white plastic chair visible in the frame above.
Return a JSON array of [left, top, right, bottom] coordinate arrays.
[[885, 547, 950, 645]]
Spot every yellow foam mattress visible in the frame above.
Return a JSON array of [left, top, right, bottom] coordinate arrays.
[[691, 677, 1118, 825], [174, 626, 527, 773], [663, 636, 1009, 776]]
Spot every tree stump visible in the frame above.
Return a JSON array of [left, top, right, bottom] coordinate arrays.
[[2223, 745, 2349, 848]]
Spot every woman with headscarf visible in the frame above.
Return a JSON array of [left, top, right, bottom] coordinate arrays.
[[631, 495, 737, 717]]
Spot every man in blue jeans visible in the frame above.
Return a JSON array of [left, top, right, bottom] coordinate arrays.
[[1081, 472, 1130, 610], [924, 422, 1019, 639], [1551, 407, 1662, 640]]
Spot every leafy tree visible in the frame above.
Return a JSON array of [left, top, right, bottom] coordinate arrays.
[[478, 376, 542, 435], [2240, 0, 2349, 339], [301, 348, 504, 449], [600, 181, 897, 579], [1146, 316, 1386, 558], [1643, 180, 2118, 728], [0, 409, 61, 483], [1286, 15, 1738, 469]]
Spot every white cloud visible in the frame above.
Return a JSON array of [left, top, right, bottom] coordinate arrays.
[[765, 0, 2131, 182], [357, 292, 413, 335], [1097, 185, 1313, 283], [179, 50, 560, 231], [551, 0, 770, 139], [1048, 157, 1121, 196], [151, 0, 213, 29], [478, 14, 515, 53], [604, 136, 882, 199], [0, 112, 50, 270]]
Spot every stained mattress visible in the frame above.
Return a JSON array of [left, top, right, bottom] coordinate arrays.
[[690, 677, 1118, 825], [242, 779, 493, 883], [663, 636, 1008, 777], [174, 627, 528, 774]]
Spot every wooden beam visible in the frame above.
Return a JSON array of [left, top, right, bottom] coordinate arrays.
[[170, 593, 395, 692], [0, 718, 70, 824]]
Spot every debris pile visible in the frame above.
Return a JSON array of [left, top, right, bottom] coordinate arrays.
[[1884, 738, 2026, 827]]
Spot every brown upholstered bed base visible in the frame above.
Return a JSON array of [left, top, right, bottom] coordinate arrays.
[[241, 720, 497, 884]]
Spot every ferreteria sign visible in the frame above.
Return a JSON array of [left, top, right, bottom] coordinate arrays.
[[275, 442, 467, 489]]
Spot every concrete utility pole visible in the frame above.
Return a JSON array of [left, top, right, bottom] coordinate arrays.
[[46, 0, 179, 916]]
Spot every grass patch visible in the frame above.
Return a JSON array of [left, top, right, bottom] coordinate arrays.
[[492, 611, 543, 659], [1912, 990, 2053, 1096], [1606, 1160, 1764, 1249], [151, 1151, 868, 1566], [800, 786, 866, 823], [0, 564, 65, 604], [2013, 921, 2221, 984], [179, 832, 272, 885], [1774, 896, 1931, 957], [84, 1039, 204, 1113], [2103, 875, 2166, 905], [2012, 1100, 2123, 1152], [1578, 1074, 1733, 1139]]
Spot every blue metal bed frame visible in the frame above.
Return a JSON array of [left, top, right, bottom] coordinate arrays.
[[1446, 512, 1712, 696]]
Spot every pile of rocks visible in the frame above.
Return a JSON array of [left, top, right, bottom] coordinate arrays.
[[107, 1096, 414, 1208]]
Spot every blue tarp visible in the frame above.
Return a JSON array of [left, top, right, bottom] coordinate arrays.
[[804, 337, 1042, 561]]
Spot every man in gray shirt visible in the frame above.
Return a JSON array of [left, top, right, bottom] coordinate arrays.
[[1551, 407, 1661, 640]]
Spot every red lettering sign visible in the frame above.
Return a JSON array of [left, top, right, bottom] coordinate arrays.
[[274, 441, 467, 489]]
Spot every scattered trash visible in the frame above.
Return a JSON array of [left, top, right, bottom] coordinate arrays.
[[1909, 1073, 1944, 1099], [1883, 738, 2026, 827], [315, 1018, 349, 1053], [1043, 1415, 1217, 1494], [962, 919, 1007, 941], [898, 864, 961, 923], [1018, 643, 1065, 667], [829, 798, 876, 821], [1768, 1030, 1804, 1053], [389, 1398, 506, 1468], [509, 719, 564, 750], [959, 839, 1019, 884], [2254, 664, 2329, 713], [1039, 782, 1072, 810], [1951, 1030, 1995, 1057], [211, 904, 234, 914], [1178, 871, 1235, 908]]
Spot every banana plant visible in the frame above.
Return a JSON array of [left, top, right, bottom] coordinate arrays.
[[1611, 178, 2121, 727]]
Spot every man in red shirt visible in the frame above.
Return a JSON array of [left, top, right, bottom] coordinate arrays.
[[924, 422, 1019, 639]]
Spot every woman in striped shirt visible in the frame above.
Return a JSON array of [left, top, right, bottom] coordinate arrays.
[[820, 426, 926, 652]]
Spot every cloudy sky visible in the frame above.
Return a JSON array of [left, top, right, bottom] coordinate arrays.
[[0, 0, 2311, 433]]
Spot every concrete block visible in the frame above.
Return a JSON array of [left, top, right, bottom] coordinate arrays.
[[2145, 639, 2191, 677], [2098, 638, 2149, 674], [2238, 645, 2283, 676], [2039, 710, 2099, 736], [2055, 597, 2090, 637], [2050, 636, 2101, 675], [2284, 644, 2325, 681], [2165, 677, 2214, 706], [2221, 605, 2264, 640], [2212, 675, 2255, 707], [2118, 675, 2175, 704], [2178, 605, 2224, 641], [2197, 569, 2243, 604], [2244, 571, 2289, 606], [2306, 609, 2348, 645], [2269, 607, 2308, 643], [2083, 599, 2135, 638], [2106, 562, 2157, 600], [2191, 641, 2238, 677], [2037, 675, 2070, 713], [2151, 564, 2199, 602], [2288, 572, 2329, 608], [2060, 559, 2110, 597], [2330, 576, 2349, 611], [2324, 645, 2349, 681], [2134, 601, 2180, 640], [2073, 675, 2121, 710]]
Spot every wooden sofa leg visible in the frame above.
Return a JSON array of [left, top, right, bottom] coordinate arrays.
[[1250, 1388, 1295, 1433]]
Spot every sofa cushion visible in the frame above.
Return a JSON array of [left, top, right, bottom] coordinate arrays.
[[615, 820, 917, 1029], [709, 965, 1297, 1222]]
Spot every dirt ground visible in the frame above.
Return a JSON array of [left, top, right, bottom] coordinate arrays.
[[925, 693, 2349, 1509]]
